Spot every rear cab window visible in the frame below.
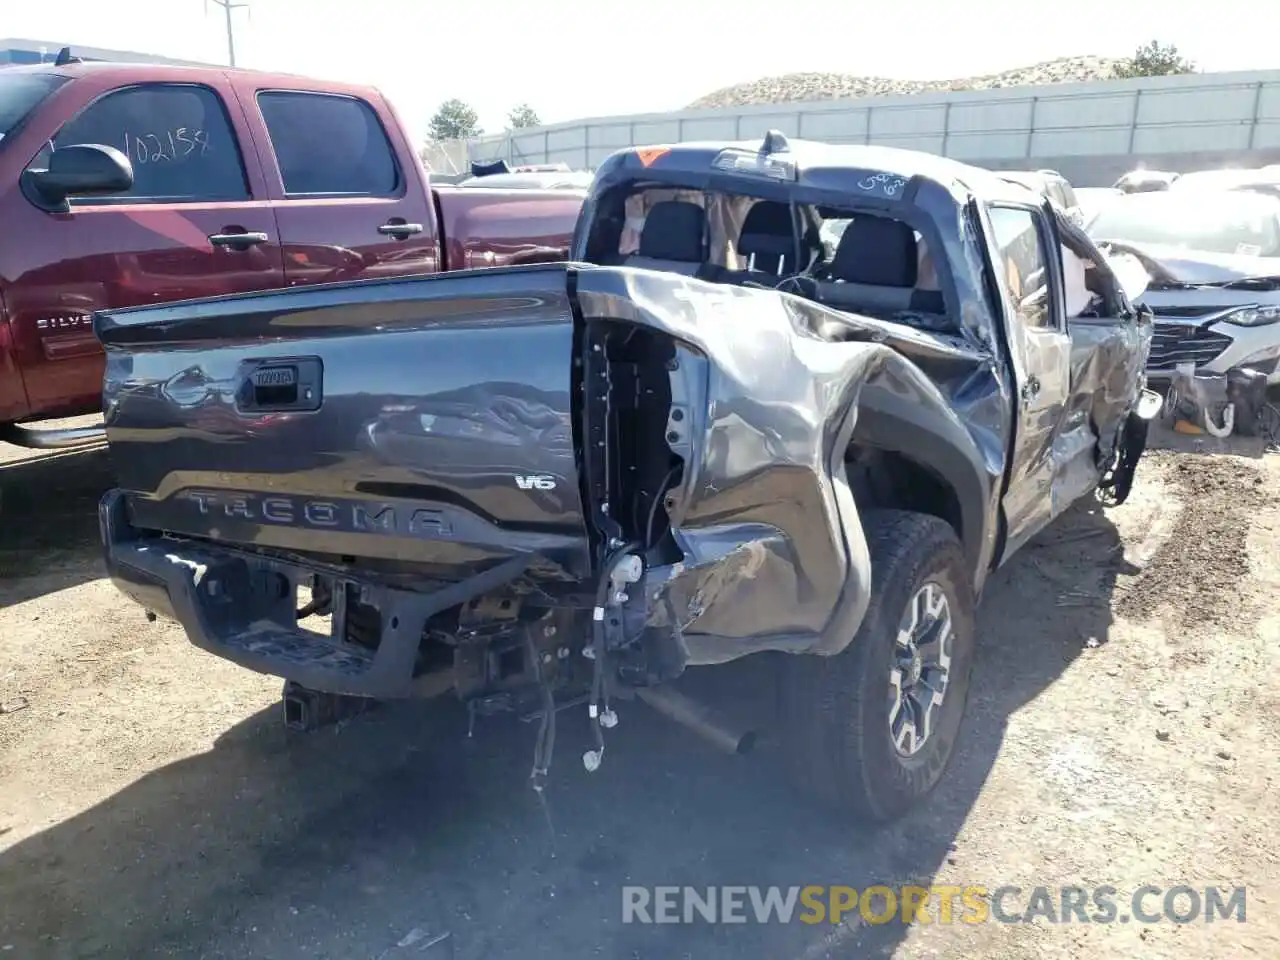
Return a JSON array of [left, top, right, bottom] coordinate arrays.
[[256, 91, 400, 197], [27, 82, 249, 203], [585, 180, 955, 331]]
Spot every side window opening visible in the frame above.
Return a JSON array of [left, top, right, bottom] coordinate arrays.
[[1056, 214, 1130, 320], [986, 205, 1057, 330], [35, 82, 249, 203], [257, 91, 399, 197]]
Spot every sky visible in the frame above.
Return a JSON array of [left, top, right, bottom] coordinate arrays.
[[4, 0, 1277, 145]]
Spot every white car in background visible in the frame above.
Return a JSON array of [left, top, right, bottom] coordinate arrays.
[[1074, 187, 1124, 224], [1113, 169, 1180, 193], [1167, 167, 1280, 199], [1085, 190, 1280, 383]]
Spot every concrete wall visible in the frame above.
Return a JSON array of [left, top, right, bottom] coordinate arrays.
[[465, 69, 1280, 188], [0, 37, 210, 67]]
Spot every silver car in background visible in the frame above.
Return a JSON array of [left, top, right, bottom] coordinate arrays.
[[1086, 190, 1280, 383], [1167, 167, 1280, 199], [1113, 169, 1180, 193]]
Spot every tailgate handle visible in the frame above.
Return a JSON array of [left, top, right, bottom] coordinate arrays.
[[239, 358, 323, 413]]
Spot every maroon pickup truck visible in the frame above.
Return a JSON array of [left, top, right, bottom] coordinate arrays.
[[0, 59, 585, 449]]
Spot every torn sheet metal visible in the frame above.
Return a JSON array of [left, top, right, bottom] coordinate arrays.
[[575, 211, 1149, 665], [1057, 214, 1155, 479], [575, 266, 1001, 665]]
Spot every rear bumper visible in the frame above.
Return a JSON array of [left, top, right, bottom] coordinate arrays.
[[99, 489, 529, 698]]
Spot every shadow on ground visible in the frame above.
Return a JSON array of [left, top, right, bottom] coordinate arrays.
[[0, 500, 1133, 960], [0, 447, 114, 606]]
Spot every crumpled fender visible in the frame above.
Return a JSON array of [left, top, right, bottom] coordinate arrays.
[[572, 266, 1002, 664], [850, 371, 1002, 592]]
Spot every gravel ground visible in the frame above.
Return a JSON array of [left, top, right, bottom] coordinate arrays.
[[1, 427, 1278, 959]]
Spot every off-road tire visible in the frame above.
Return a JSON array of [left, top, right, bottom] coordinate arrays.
[[779, 509, 975, 822]]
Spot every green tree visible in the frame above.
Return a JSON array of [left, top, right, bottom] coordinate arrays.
[[507, 103, 541, 129], [429, 99, 481, 141], [1113, 40, 1196, 79]]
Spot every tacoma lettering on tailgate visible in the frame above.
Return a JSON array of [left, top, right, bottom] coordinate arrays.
[[179, 491, 453, 537]]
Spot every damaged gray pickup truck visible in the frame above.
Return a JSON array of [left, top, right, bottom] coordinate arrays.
[[95, 134, 1159, 821]]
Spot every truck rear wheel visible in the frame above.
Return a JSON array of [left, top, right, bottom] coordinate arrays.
[[779, 509, 975, 822]]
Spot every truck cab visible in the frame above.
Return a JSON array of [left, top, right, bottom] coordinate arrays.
[[576, 137, 1157, 554], [0, 61, 584, 448]]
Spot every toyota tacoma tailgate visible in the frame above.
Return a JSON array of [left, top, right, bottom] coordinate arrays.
[[97, 264, 591, 581]]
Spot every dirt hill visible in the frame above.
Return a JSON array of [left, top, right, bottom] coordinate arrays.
[[686, 55, 1127, 110]]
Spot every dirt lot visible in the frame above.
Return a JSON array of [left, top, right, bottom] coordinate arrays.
[[1, 426, 1278, 959]]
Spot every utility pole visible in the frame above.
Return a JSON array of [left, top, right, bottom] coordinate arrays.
[[206, 0, 250, 67]]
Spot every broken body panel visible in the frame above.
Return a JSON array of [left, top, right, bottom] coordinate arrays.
[[95, 139, 1153, 708]]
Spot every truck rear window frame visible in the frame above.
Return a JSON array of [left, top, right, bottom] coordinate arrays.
[[984, 201, 1066, 334], [254, 89, 404, 200]]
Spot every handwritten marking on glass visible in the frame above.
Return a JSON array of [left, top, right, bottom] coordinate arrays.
[[123, 128, 211, 165], [855, 172, 907, 198]]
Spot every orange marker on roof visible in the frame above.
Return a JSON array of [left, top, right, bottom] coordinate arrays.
[[635, 147, 670, 167]]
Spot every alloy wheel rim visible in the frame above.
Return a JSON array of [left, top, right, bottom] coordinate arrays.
[[888, 581, 953, 758]]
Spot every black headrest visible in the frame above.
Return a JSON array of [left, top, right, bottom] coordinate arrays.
[[638, 201, 705, 262], [831, 216, 918, 287], [740, 201, 791, 238], [738, 202, 794, 259]]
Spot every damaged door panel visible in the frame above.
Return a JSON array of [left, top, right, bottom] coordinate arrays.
[[95, 135, 1156, 823], [982, 202, 1076, 553]]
